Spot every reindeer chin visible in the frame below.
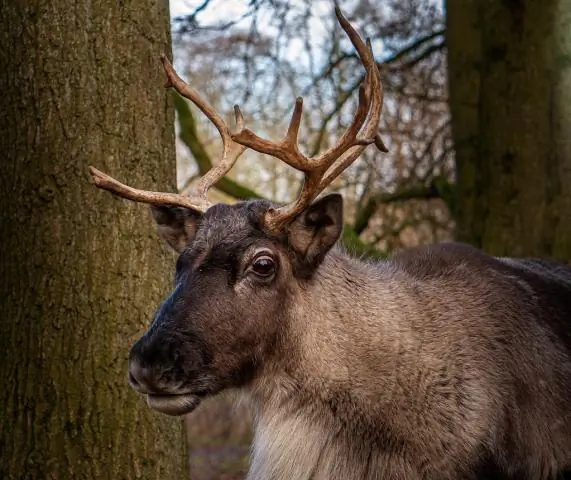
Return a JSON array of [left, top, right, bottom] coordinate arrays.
[[146, 393, 201, 416]]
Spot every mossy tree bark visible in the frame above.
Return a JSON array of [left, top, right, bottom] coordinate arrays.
[[447, 0, 571, 260], [0, 0, 187, 478]]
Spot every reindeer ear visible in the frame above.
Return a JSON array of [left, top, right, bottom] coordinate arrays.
[[150, 205, 202, 253], [287, 194, 343, 272]]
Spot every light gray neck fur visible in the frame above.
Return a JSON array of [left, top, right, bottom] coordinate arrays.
[[244, 248, 571, 479], [245, 250, 469, 479]]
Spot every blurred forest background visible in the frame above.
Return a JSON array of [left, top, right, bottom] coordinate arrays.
[[1, 0, 570, 479]]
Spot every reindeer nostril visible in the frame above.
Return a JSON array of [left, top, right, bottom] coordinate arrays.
[[128, 360, 155, 394], [128, 371, 140, 389]]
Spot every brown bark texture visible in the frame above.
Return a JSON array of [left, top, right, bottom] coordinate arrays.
[[447, 0, 571, 260], [0, 0, 187, 478]]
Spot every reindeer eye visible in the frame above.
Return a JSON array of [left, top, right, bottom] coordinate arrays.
[[251, 256, 276, 278]]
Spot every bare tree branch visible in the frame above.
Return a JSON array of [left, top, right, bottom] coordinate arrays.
[[353, 177, 453, 235]]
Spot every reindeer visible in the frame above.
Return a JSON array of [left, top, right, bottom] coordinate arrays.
[[89, 8, 571, 480]]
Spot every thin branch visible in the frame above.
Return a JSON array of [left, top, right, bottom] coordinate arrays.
[[353, 180, 448, 234], [393, 39, 446, 71], [302, 28, 445, 97], [386, 28, 445, 64]]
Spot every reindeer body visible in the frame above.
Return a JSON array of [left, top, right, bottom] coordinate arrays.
[[246, 243, 571, 480], [88, 8, 571, 479]]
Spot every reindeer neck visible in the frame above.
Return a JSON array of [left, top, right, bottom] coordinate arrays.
[[245, 250, 423, 479]]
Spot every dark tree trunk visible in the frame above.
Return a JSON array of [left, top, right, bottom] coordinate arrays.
[[447, 0, 571, 260], [0, 0, 187, 478]]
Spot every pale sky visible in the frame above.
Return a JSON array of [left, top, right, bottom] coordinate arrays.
[[170, 0, 247, 21]]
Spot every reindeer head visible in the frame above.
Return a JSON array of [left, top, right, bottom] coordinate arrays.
[[89, 7, 385, 416]]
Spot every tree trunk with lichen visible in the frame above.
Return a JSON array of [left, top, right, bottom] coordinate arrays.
[[0, 1, 187, 478], [447, 0, 571, 260]]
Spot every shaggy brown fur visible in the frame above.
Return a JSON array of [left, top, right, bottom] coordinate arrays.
[[127, 196, 571, 480]]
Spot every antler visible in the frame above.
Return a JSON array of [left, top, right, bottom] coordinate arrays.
[[231, 7, 387, 232], [89, 7, 386, 234], [89, 55, 248, 213]]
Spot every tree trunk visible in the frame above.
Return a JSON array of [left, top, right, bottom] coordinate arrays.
[[447, 0, 571, 260], [0, 1, 187, 478]]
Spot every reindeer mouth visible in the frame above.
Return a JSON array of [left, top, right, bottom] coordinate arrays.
[[146, 393, 201, 416]]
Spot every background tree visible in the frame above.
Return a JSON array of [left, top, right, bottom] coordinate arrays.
[[0, 0, 187, 478], [447, 0, 571, 259]]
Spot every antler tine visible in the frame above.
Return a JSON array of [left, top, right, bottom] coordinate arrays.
[[310, 11, 383, 169], [89, 56, 251, 213], [160, 54, 227, 139], [256, 7, 386, 233], [194, 105, 247, 198], [317, 40, 386, 189], [284, 98, 304, 147], [88, 166, 211, 212], [230, 100, 309, 171], [161, 56, 249, 199]]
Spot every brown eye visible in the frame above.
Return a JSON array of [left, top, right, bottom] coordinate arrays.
[[251, 256, 276, 278]]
